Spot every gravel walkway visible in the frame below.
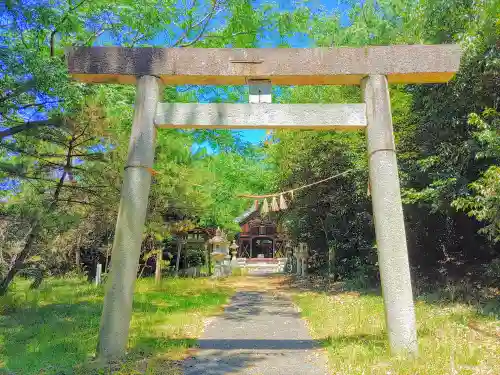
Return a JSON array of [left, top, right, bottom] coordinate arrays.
[[183, 291, 329, 375]]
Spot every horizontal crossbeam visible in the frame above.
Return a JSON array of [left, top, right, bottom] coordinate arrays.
[[67, 45, 461, 86], [154, 103, 366, 130]]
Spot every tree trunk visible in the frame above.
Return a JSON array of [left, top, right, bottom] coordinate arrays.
[[328, 246, 336, 278], [0, 166, 68, 295], [0, 219, 40, 295], [155, 249, 162, 284], [319, 216, 335, 277], [207, 242, 212, 276], [75, 248, 81, 269], [175, 237, 182, 277]]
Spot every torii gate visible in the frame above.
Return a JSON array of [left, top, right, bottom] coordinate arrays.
[[67, 45, 461, 360]]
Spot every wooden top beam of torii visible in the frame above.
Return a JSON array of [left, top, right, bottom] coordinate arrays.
[[67, 44, 461, 86]]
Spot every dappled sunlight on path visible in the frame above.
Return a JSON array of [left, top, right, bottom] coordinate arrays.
[[183, 275, 328, 375]]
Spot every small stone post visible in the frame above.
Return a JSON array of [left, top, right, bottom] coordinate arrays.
[[295, 246, 302, 277], [362, 75, 418, 355], [301, 243, 308, 277], [296, 243, 307, 277], [95, 263, 102, 286], [97, 75, 161, 361]]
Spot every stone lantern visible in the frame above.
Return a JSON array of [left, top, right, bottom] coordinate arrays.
[[209, 227, 230, 277], [230, 240, 239, 258], [230, 240, 239, 268], [284, 240, 294, 274]]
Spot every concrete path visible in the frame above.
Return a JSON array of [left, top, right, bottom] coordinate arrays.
[[183, 291, 328, 375]]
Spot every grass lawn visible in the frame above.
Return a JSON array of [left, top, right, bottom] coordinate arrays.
[[0, 276, 233, 375], [293, 288, 500, 375]]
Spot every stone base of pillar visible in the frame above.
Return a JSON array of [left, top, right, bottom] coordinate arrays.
[[212, 262, 223, 278]]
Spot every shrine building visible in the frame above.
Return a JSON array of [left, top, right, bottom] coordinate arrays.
[[235, 202, 286, 259]]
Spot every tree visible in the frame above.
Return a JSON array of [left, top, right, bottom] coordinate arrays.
[[398, 0, 500, 276], [1, 0, 305, 296], [0, 91, 120, 294], [266, 0, 500, 282]]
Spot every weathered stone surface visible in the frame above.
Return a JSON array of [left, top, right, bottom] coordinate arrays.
[[363, 75, 418, 355], [154, 103, 366, 130], [67, 45, 461, 85], [97, 75, 161, 360]]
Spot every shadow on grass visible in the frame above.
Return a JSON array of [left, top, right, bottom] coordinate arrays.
[[0, 301, 102, 374], [278, 275, 382, 297], [317, 329, 445, 356], [280, 275, 500, 318], [318, 333, 388, 350], [0, 285, 231, 375], [132, 290, 229, 315]]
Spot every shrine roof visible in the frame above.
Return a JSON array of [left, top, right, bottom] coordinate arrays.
[[235, 206, 259, 225]]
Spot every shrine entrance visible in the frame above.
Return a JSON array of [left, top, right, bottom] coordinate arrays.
[[252, 237, 274, 258], [236, 203, 282, 258], [67, 44, 461, 360]]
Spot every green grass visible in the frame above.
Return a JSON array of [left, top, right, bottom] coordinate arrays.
[[293, 289, 500, 375], [0, 276, 233, 375]]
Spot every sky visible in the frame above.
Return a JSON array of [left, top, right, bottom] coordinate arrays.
[[223, 0, 351, 144], [225, 0, 352, 143]]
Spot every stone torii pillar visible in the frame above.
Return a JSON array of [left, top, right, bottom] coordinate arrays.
[[67, 45, 461, 359], [363, 75, 417, 353], [96, 75, 162, 360]]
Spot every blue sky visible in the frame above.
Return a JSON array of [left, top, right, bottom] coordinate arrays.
[[242, 0, 351, 143]]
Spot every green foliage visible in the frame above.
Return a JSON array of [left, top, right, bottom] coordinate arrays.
[[265, 0, 500, 284], [453, 109, 500, 241], [394, 2, 499, 277], [1, 0, 311, 293], [186, 248, 206, 268], [1, 0, 499, 293]]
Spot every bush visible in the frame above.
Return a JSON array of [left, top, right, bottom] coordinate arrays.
[[186, 248, 205, 268], [336, 251, 379, 286], [484, 258, 500, 286]]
